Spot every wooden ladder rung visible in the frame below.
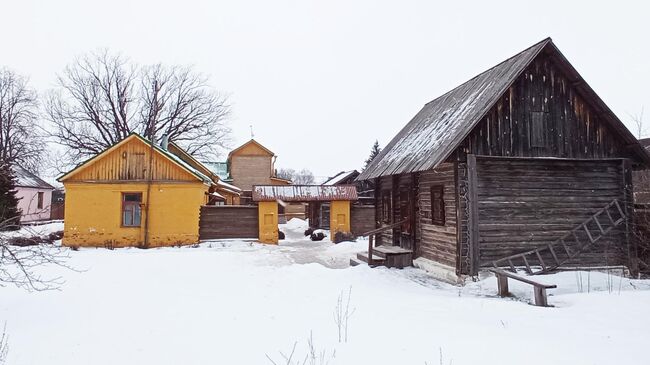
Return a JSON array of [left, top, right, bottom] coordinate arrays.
[[547, 244, 560, 265], [521, 255, 532, 274], [613, 200, 625, 218], [593, 214, 606, 234], [535, 250, 547, 271], [605, 208, 616, 225], [583, 224, 595, 243], [561, 240, 572, 257]]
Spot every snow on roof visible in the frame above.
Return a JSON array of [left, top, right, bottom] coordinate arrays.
[[358, 39, 550, 180], [216, 179, 242, 193], [322, 170, 358, 186], [12, 165, 54, 189], [252, 185, 358, 202], [210, 191, 226, 200]]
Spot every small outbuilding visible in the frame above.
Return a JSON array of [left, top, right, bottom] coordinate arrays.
[[13, 165, 55, 223]]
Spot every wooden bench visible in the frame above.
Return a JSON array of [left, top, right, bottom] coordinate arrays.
[[488, 268, 557, 307]]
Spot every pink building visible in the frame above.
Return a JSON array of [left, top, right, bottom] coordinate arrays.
[[13, 165, 55, 223]]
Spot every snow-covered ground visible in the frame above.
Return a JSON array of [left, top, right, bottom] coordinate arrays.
[[2, 219, 650, 364]]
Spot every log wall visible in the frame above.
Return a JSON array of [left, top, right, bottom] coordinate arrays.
[[416, 163, 458, 268], [469, 157, 629, 270], [351, 205, 376, 236]]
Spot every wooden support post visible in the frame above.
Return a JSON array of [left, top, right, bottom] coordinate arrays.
[[622, 159, 638, 276], [496, 273, 509, 297], [533, 286, 548, 307], [467, 154, 480, 276]]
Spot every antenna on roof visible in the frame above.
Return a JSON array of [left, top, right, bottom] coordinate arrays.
[[250, 124, 255, 139]]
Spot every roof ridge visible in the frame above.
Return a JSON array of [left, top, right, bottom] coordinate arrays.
[[358, 37, 553, 180], [424, 37, 552, 107]]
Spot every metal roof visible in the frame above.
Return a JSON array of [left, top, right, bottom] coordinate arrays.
[[322, 170, 359, 186], [252, 185, 358, 202], [357, 38, 650, 181], [202, 161, 231, 181], [13, 165, 54, 189]]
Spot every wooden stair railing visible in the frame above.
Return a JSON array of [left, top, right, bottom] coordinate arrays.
[[361, 219, 408, 265], [492, 199, 626, 275]]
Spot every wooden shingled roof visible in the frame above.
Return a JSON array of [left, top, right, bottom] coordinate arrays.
[[358, 38, 650, 180]]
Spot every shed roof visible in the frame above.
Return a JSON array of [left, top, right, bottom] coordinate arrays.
[[358, 38, 650, 180], [12, 165, 54, 189], [322, 170, 359, 186], [252, 185, 358, 202]]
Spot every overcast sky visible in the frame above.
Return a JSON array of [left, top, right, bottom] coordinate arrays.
[[3, 0, 649, 182]]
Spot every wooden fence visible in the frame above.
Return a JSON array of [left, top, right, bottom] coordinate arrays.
[[200, 204, 376, 241], [199, 205, 259, 240]]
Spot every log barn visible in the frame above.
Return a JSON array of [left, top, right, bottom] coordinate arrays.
[[356, 38, 650, 280]]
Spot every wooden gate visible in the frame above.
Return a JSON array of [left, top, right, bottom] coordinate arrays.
[[199, 205, 258, 240]]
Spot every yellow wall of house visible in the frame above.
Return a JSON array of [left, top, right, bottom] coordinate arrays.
[[330, 200, 351, 236], [258, 201, 279, 244], [62, 182, 208, 248]]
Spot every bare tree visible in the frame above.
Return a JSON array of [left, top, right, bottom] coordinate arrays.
[[140, 65, 231, 159], [294, 169, 315, 185], [333, 286, 354, 343], [277, 168, 315, 184], [46, 50, 231, 166], [629, 106, 645, 139], [277, 168, 296, 181], [0, 68, 43, 171], [0, 222, 70, 291], [0, 322, 6, 365], [44, 51, 137, 163]]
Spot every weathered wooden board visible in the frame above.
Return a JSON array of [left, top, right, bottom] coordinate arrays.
[[473, 157, 628, 268], [351, 205, 376, 236], [416, 163, 458, 268], [199, 205, 258, 240]]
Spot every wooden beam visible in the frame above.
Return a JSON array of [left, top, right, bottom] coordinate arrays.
[[467, 154, 480, 276]]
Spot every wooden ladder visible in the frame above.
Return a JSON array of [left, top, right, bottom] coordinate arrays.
[[492, 199, 626, 275]]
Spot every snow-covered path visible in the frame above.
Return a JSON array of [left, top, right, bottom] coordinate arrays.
[[2, 220, 650, 364]]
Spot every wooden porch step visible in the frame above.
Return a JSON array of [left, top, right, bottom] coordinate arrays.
[[373, 245, 413, 257], [356, 252, 386, 266], [349, 257, 363, 267]]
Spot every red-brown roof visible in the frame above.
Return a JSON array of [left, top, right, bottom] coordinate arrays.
[[252, 185, 358, 202]]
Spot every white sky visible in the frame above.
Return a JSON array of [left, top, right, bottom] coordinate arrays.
[[3, 0, 649, 182]]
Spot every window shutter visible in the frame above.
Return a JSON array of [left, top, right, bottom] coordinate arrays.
[[430, 185, 445, 226]]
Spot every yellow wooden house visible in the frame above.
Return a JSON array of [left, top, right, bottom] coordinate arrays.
[[58, 133, 215, 248]]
